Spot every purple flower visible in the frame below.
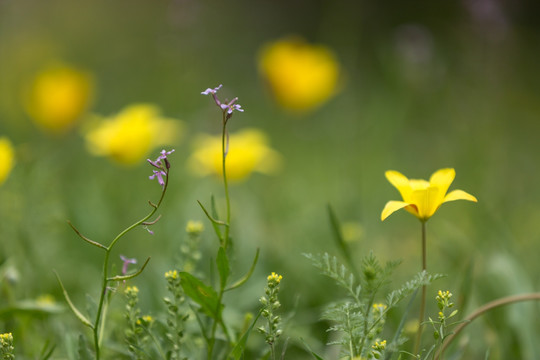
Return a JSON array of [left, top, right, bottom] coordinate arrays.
[[201, 84, 223, 95], [148, 149, 174, 187], [220, 97, 244, 114], [120, 255, 137, 275], [201, 84, 244, 116], [149, 169, 167, 188]]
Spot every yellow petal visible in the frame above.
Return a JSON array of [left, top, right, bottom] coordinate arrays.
[[429, 168, 455, 194], [385, 170, 413, 202], [381, 200, 412, 221], [411, 186, 441, 220], [443, 189, 478, 203]]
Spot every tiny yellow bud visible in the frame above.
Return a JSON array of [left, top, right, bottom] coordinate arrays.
[[165, 270, 179, 280]]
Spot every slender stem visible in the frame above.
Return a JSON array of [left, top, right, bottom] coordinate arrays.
[[92, 172, 170, 359], [414, 221, 427, 355], [435, 293, 540, 359], [221, 113, 231, 249]]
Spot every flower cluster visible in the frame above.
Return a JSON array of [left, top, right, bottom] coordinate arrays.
[[436, 290, 455, 321], [371, 339, 387, 359], [201, 84, 244, 119], [0, 332, 14, 359], [148, 149, 175, 188], [259, 272, 283, 347]]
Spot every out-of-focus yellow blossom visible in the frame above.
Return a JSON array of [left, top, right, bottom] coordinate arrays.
[[258, 37, 340, 111], [25, 64, 93, 133], [85, 104, 181, 165], [188, 128, 281, 182], [0, 137, 15, 185], [381, 168, 477, 222]]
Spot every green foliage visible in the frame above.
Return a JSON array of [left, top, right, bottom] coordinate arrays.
[[305, 252, 442, 359]]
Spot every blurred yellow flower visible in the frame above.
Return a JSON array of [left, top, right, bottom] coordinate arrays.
[[258, 37, 340, 111], [25, 64, 93, 133], [381, 168, 477, 222], [188, 128, 281, 182], [0, 137, 15, 185], [85, 104, 181, 165]]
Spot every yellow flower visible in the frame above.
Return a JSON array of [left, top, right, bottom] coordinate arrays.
[[381, 168, 477, 222], [0, 137, 15, 185], [188, 128, 281, 182], [267, 272, 283, 283], [258, 37, 340, 111], [25, 64, 93, 133], [85, 104, 181, 165]]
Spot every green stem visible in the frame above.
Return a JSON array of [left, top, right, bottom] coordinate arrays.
[[435, 293, 540, 360], [414, 221, 427, 355], [221, 113, 231, 250], [92, 172, 169, 359]]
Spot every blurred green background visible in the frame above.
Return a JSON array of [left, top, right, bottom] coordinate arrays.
[[1, 0, 540, 358]]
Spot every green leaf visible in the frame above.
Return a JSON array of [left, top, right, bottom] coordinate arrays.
[[327, 204, 358, 278], [226, 248, 260, 292], [77, 334, 93, 360], [54, 271, 93, 329], [300, 338, 327, 360], [179, 272, 221, 320], [217, 247, 230, 290], [228, 310, 262, 360]]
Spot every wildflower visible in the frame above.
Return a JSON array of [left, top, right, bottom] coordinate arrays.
[[188, 128, 281, 182], [136, 315, 154, 326], [381, 168, 477, 222], [201, 84, 244, 119], [258, 36, 340, 111], [185, 220, 204, 235], [165, 270, 179, 280], [267, 272, 283, 285], [372, 303, 387, 313], [148, 149, 174, 188], [25, 64, 93, 133], [372, 340, 387, 351], [0, 332, 14, 357], [85, 104, 181, 165], [125, 286, 139, 296], [0, 137, 15, 185], [120, 255, 137, 275]]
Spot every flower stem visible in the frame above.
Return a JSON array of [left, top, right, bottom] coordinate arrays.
[[414, 220, 427, 355], [221, 113, 231, 250], [435, 293, 540, 359], [92, 173, 169, 359]]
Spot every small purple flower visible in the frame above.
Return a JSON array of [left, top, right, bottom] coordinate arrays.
[[220, 97, 244, 114], [120, 255, 137, 275], [201, 84, 244, 116], [148, 149, 174, 187], [201, 84, 223, 95], [149, 169, 167, 188]]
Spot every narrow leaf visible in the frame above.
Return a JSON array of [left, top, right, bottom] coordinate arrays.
[[226, 248, 260, 292], [67, 221, 107, 250], [300, 338, 327, 360], [228, 310, 262, 360], [217, 247, 230, 290], [327, 204, 359, 278], [107, 257, 151, 281], [54, 271, 93, 328], [180, 272, 221, 319], [77, 334, 93, 360]]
